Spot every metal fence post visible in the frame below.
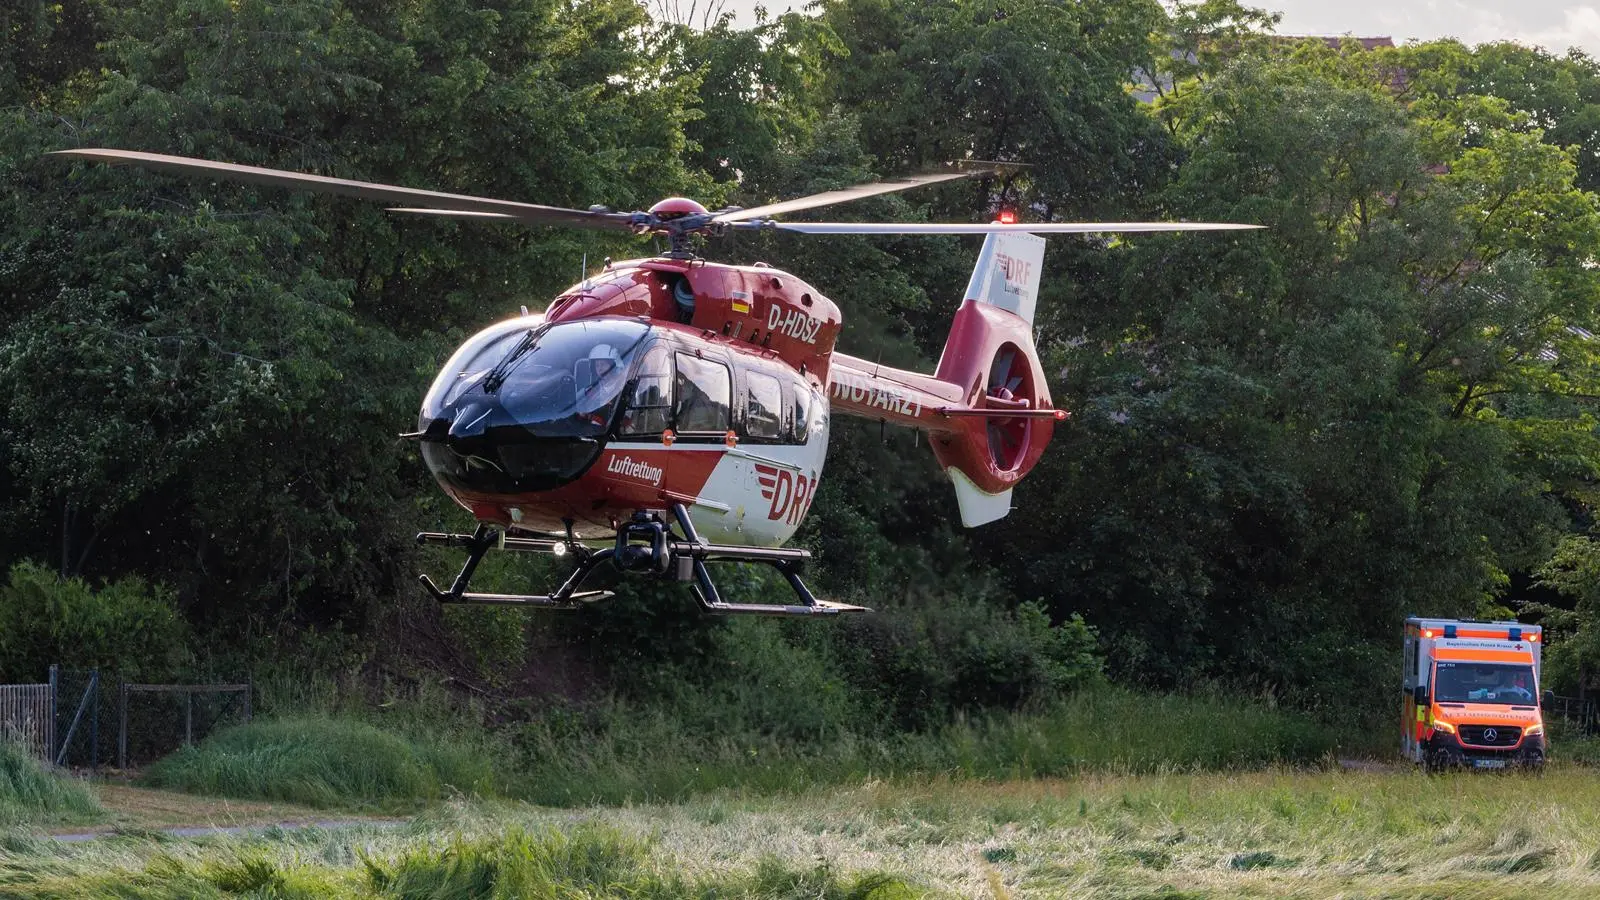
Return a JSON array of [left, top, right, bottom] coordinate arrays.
[[117, 682, 128, 770], [47, 665, 57, 765], [244, 679, 253, 723], [89, 670, 99, 770], [184, 692, 193, 746]]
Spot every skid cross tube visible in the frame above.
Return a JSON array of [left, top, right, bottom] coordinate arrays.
[[668, 505, 868, 616], [416, 528, 614, 607]]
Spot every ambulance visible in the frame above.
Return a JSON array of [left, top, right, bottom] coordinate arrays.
[[1403, 617, 1549, 770]]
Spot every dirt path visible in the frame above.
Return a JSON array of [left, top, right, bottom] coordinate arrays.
[[48, 784, 400, 841]]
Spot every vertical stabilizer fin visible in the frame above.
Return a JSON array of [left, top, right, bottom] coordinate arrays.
[[962, 230, 1047, 325], [948, 468, 1013, 527]]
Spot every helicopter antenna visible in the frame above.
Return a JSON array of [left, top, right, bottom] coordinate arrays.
[[580, 252, 587, 283]]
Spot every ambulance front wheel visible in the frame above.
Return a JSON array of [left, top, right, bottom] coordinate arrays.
[[1424, 746, 1458, 773]]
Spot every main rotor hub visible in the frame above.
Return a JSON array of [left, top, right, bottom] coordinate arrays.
[[648, 197, 709, 220]]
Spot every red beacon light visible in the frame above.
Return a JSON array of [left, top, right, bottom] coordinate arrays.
[[997, 209, 1017, 225]]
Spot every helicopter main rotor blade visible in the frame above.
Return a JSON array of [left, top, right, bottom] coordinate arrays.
[[51, 149, 635, 231], [713, 164, 1013, 224], [388, 208, 520, 220], [759, 221, 1264, 235]]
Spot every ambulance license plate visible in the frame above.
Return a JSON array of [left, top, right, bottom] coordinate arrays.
[[1472, 759, 1507, 769]]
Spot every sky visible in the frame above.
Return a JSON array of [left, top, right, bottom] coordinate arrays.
[[715, 1, 1600, 58]]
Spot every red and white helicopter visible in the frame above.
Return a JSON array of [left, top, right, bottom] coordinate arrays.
[[55, 149, 1256, 616]]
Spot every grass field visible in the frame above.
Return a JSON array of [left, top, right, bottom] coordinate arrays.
[[138, 691, 1352, 811], [5, 767, 1600, 897]]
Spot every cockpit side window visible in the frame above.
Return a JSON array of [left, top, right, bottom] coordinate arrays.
[[619, 344, 673, 436], [744, 370, 783, 441], [675, 353, 731, 434], [791, 385, 812, 443]]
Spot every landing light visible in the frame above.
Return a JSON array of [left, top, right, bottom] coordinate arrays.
[[552, 542, 567, 558]]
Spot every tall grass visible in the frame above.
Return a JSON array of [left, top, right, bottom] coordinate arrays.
[[139, 687, 1355, 810], [142, 717, 496, 810], [16, 824, 927, 899], [0, 739, 102, 825], [512, 688, 1351, 805]]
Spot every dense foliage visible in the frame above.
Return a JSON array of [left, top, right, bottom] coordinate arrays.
[[6, 0, 1600, 721]]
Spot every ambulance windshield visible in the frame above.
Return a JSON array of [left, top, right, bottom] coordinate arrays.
[[1434, 662, 1537, 704]]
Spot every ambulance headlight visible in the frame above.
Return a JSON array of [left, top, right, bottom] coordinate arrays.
[[1526, 723, 1544, 736], [1433, 720, 1457, 735]]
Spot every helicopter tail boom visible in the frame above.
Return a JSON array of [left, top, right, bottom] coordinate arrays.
[[826, 230, 1057, 526]]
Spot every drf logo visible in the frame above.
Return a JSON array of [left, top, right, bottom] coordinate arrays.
[[996, 253, 1032, 295], [754, 463, 818, 524]]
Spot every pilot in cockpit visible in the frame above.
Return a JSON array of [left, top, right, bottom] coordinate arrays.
[[574, 343, 624, 423]]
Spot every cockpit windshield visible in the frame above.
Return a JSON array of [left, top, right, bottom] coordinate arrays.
[[422, 318, 652, 439], [1434, 662, 1538, 705]]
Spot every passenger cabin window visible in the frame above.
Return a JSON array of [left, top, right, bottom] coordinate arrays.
[[744, 370, 783, 440], [675, 353, 731, 433], [619, 345, 672, 436]]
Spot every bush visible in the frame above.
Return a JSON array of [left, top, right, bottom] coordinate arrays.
[[593, 596, 1105, 743], [142, 717, 496, 809], [0, 739, 102, 825], [638, 616, 866, 741], [0, 560, 188, 680], [824, 599, 1105, 731]]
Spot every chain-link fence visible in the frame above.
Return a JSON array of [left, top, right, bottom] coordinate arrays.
[[1549, 694, 1600, 734], [116, 683, 251, 769], [46, 669, 253, 771]]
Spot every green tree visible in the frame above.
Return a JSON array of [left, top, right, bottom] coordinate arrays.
[[1, 0, 705, 636], [997, 42, 1600, 704], [1532, 535, 1600, 699]]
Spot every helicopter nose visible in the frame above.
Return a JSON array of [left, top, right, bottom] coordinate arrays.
[[419, 391, 606, 497], [447, 400, 493, 440]]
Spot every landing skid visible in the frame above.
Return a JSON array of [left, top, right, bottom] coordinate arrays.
[[416, 504, 868, 617], [416, 526, 615, 609]]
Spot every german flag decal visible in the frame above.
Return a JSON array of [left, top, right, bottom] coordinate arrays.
[[731, 290, 752, 314]]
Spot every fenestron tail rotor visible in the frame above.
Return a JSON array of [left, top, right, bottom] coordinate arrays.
[[50, 148, 1263, 248]]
